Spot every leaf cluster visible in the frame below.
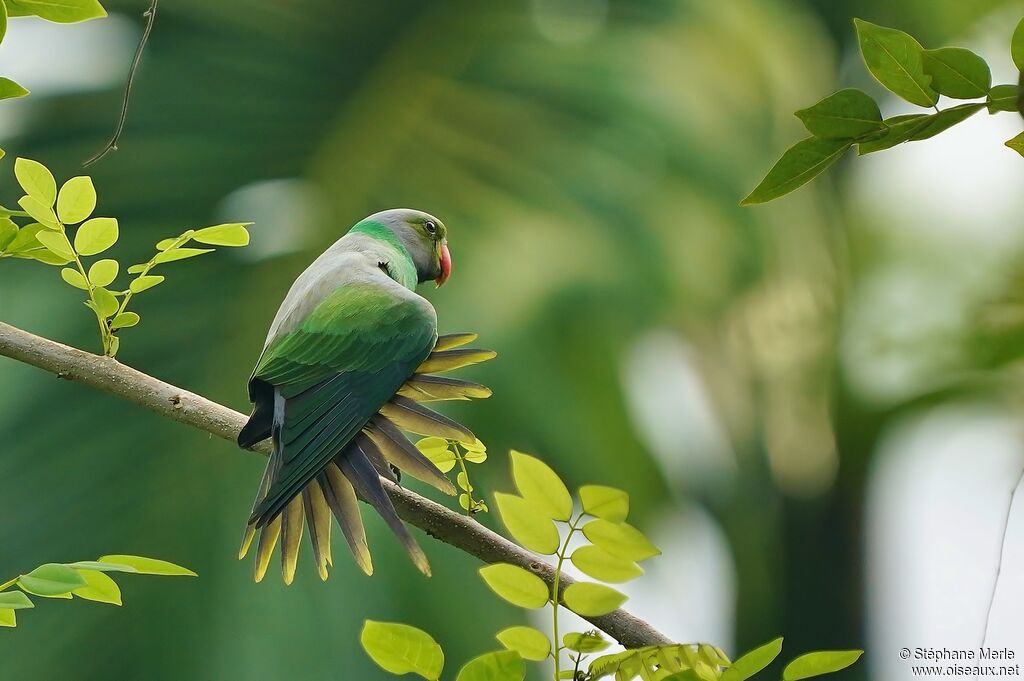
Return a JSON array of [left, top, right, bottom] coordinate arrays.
[[743, 17, 1024, 204], [1, 157, 251, 356], [0, 554, 195, 629], [417, 437, 489, 514], [0, 0, 108, 105]]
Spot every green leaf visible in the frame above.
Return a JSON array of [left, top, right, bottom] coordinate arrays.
[[61, 267, 89, 290], [18, 195, 60, 228], [562, 582, 627, 617], [110, 312, 140, 330], [88, 259, 119, 287], [0, 218, 18, 250], [463, 439, 487, 463], [455, 651, 526, 681], [563, 631, 610, 653], [510, 450, 572, 521], [495, 626, 550, 661], [18, 563, 87, 597], [152, 247, 213, 265], [922, 47, 991, 99], [741, 137, 851, 205], [721, 638, 784, 681], [457, 470, 473, 491], [909, 103, 983, 141], [0, 609, 14, 627], [582, 519, 660, 561], [191, 222, 251, 247], [987, 85, 1020, 114], [0, 591, 34, 610], [72, 569, 122, 605], [360, 621, 444, 680], [1013, 17, 1024, 71], [93, 287, 119, 318], [6, 223, 46, 253], [794, 89, 882, 139], [36, 230, 75, 260], [0, 77, 29, 100], [0, 1, 6, 45], [5, 0, 106, 23], [14, 157, 56, 204], [854, 18, 937, 107], [127, 263, 147, 274], [74, 217, 118, 256], [1005, 131, 1024, 157], [570, 545, 644, 583], [579, 485, 629, 523], [478, 563, 549, 609], [416, 437, 457, 473], [56, 176, 97, 224], [857, 114, 931, 154], [66, 561, 138, 573], [493, 492, 560, 554], [19, 248, 72, 265], [782, 651, 863, 681], [129, 275, 164, 293], [96, 555, 196, 576]]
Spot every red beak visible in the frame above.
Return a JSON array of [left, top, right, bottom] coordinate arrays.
[[436, 242, 452, 287]]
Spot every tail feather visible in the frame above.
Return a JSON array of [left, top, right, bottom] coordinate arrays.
[[337, 442, 431, 576], [241, 336, 497, 583]]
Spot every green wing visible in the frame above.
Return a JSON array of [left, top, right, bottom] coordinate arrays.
[[249, 282, 436, 526]]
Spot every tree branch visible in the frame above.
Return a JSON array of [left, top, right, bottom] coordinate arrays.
[[0, 321, 670, 649]]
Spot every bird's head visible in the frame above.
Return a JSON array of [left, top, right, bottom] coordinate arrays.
[[363, 208, 451, 287]]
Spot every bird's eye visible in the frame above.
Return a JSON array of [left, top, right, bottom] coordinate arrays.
[[424, 220, 437, 235]]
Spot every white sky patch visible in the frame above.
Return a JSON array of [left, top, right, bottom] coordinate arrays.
[[621, 330, 736, 490], [0, 14, 135, 138], [867, 405, 1024, 680]]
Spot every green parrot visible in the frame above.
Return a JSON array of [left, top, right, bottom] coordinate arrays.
[[237, 209, 494, 583]]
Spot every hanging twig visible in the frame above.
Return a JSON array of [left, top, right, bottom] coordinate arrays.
[[981, 461, 1024, 646], [83, 0, 160, 167]]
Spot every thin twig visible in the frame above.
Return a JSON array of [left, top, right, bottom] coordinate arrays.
[[0, 320, 670, 649], [981, 461, 1024, 646], [83, 0, 160, 167]]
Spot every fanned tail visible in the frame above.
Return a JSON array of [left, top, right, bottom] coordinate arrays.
[[239, 332, 494, 583]]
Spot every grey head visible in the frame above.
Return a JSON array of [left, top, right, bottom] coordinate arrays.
[[350, 208, 451, 286]]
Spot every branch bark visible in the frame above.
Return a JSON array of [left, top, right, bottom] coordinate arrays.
[[0, 321, 670, 649]]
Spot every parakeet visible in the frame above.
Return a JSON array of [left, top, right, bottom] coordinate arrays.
[[237, 209, 494, 583]]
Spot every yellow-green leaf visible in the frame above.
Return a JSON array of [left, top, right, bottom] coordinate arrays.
[[0, 77, 29, 101], [66, 561, 138, 573], [493, 492, 560, 554], [18, 563, 86, 597], [922, 47, 991, 99], [18, 195, 59, 228], [510, 450, 572, 521], [582, 519, 660, 561], [1013, 17, 1024, 71], [61, 267, 89, 290], [0, 218, 16, 250], [74, 217, 118, 256], [0, 591, 34, 610], [92, 287, 119, 318], [0, 609, 14, 627], [56, 176, 97, 224], [854, 19, 936, 107], [455, 651, 526, 681], [463, 438, 487, 463], [561, 582, 627, 617], [191, 222, 251, 247], [579, 485, 629, 523], [5, 0, 107, 23], [1006, 132, 1024, 158], [360, 620, 444, 680], [88, 259, 119, 287], [72, 569, 122, 605], [110, 312, 140, 330], [97, 555, 196, 576], [570, 545, 644, 583], [563, 631, 610, 653], [496, 626, 550, 661], [152, 247, 213, 264], [478, 563, 549, 609], [721, 638, 784, 681], [129, 275, 164, 293], [986, 85, 1020, 114], [36, 230, 75, 260], [741, 137, 851, 205], [14, 157, 56, 204], [783, 651, 863, 681], [417, 437, 457, 473]]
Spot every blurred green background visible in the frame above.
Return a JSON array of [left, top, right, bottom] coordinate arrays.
[[4, 0, 1024, 679]]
